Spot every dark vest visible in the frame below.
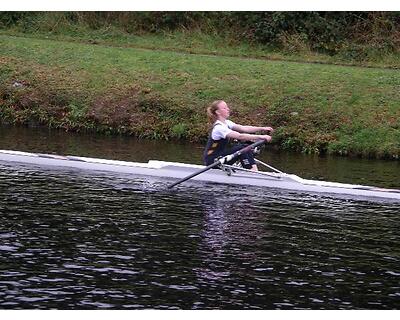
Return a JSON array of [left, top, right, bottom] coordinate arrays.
[[203, 123, 229, 165]]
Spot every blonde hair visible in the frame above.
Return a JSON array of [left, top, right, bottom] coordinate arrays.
[[207, 100, 223, 123]]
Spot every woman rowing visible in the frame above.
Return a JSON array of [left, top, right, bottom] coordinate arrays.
[[203, 100, 273, 171]]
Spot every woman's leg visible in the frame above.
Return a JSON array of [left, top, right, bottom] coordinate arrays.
[[205, 144, 258, 170], [225, 144, 257, 170]]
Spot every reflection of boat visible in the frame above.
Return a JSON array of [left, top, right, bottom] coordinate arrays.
[[1, 149, 400, 201]]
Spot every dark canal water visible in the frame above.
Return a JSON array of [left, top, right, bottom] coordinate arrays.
[[0, 126, 399, 309]]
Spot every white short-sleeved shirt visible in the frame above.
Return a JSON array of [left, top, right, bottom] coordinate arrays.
[[211, 120, 236, 140]]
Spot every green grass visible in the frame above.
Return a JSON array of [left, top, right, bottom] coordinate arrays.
[[2, 26, 400, 69], [0, 34, 399, 159]]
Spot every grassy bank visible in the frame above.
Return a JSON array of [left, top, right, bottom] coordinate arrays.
[[1, 35, 399, 159], [2, 12, 400, 69], [2, 29, 400, 70]]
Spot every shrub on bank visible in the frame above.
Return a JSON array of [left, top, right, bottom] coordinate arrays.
[[1, 12, 399, 62]]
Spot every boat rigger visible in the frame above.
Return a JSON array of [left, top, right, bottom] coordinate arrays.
[[0, 148, 399, 202]]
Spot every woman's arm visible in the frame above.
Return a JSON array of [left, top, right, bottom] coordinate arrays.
[[232, 124, 274, 134], [226, 130, 272, 142]]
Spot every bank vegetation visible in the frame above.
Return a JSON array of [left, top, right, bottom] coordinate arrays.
[[0, 12, 399, 159]]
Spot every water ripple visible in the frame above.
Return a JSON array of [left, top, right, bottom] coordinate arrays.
[[0, 163, 399, 309]]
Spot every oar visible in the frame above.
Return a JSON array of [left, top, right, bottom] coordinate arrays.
[[167, 139, 266, 189]]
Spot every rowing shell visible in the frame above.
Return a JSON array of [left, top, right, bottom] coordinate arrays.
[[1, 149, 400, 202]]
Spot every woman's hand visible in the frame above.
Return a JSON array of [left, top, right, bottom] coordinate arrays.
[[259, 135, 272, 142], [262, 126, 274, 134]]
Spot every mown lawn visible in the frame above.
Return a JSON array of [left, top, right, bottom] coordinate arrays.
[[0, 35, 399, 158]]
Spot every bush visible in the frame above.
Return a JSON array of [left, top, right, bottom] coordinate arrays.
[[1, 12, 399, 57], [0, 12, 39, 28]]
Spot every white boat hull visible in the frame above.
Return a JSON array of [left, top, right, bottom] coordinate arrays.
[[1, 150, 400, 201]]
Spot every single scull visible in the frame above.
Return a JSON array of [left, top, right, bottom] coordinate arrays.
[[0, 149, 399, 202]]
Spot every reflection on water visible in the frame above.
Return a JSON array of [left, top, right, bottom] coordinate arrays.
[[0, 125, 203, 164], [0, 126, 399, 309]]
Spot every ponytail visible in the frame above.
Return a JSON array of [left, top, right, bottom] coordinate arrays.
[[207, 100, 223, 124]]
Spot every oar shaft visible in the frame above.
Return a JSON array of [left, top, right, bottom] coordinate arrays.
[[231, 139, 265, 157], [167, 139, 265, 189], [167, 161, 221, 189]]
